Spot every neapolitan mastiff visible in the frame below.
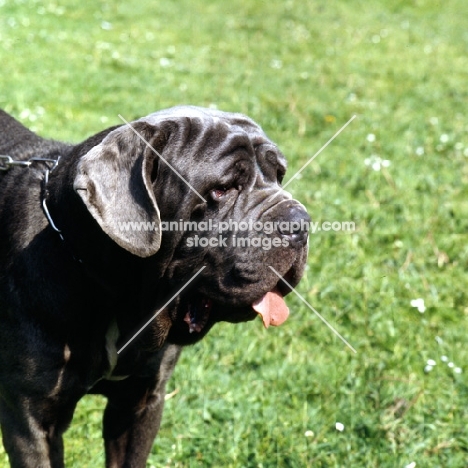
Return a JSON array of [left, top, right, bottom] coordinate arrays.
[[0, 106, 309, 467]]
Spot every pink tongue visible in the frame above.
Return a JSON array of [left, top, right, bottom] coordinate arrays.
[[252, 289, 289, 328]]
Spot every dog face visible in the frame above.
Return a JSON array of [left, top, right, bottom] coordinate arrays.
[[73, 106, 309, 344]]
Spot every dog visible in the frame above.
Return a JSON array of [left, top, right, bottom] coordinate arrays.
[[0, 106, 309, 467]]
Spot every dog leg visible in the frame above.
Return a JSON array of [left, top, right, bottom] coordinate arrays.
[[0, 397, 76, 468], [103, 387, 163, 468], [100, 344, 181, 468]]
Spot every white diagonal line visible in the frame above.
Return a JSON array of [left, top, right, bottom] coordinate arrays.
[[283, 115, 356, 189], [118, 114, 207, 203], [269, 266, 357, 354], [117, 266, 206, 354], [272, 115, 356, 200]]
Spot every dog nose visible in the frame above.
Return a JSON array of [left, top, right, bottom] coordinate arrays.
[[277, 204, 310, 245]]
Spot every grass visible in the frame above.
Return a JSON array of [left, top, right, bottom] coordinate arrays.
[[1, 0, 468, 466]]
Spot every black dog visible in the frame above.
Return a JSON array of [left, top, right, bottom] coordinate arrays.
[[0, 106, 309, 467]]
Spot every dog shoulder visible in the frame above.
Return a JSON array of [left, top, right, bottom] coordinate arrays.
[[0, 109, 69, 160]]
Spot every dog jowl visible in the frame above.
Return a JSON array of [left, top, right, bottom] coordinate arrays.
[[0, 106, 309, 467]]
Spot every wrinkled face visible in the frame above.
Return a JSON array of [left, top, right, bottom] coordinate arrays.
[[145, 107, 310, 343], [75, 106, 310, 345]]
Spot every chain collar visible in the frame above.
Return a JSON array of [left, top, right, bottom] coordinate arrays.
[[1, 154, 83, 262], [0, 154, 60, 171], [41, 162, 64, 240], [1, 154, 66, 243], [1, 154, 87, 264]]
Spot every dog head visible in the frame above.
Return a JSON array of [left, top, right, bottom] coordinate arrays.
[[73, 106, 310, 344]]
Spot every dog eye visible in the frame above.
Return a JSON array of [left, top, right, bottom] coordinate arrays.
[[210, 186, 237, 200], [211, 187, 229, 199]]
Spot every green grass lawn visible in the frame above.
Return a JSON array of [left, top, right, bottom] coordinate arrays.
[[1, 0, 467, 466]]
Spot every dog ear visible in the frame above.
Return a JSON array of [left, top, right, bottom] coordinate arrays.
[[73, 122, 165, 257]]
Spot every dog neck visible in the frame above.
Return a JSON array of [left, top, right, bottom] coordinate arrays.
[[41, 159, 84, 264]]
